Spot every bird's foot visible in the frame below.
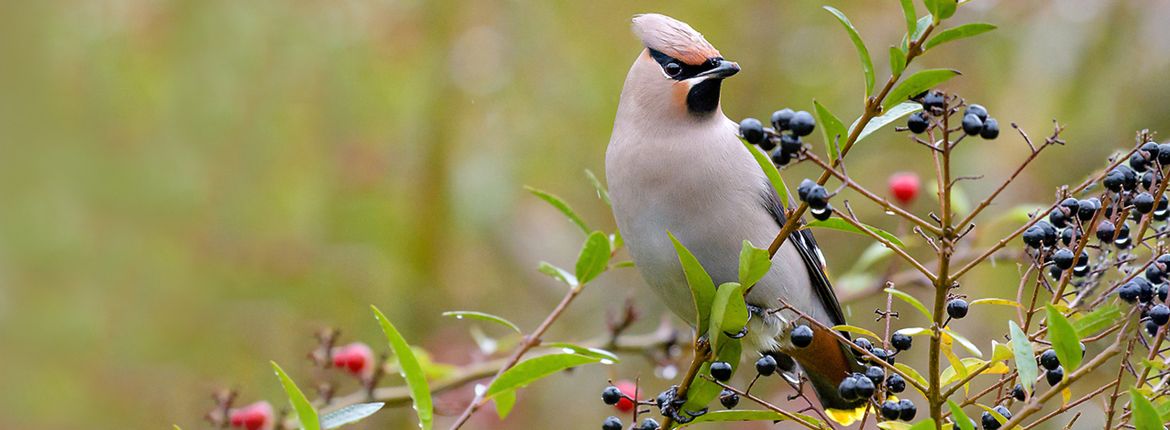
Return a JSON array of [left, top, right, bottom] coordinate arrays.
[[655, 386, 707, 423]]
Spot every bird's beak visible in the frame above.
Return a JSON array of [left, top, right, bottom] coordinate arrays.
[[696, 59, 740, 79]]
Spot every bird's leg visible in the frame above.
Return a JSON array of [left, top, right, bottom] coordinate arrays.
[[654, 385, 706, 423]]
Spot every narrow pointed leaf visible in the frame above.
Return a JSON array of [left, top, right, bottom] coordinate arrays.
[[371, 306, 433, 429], [322, 403, 384, 429], [709, 282, 748, 351], [1131, 389, 1163, 430], [1008, 320, 1038, 395], [493, 390, 516, 419], [670, 231, 717, 332], [1073, 304, 1121, 337], [899, 0, 916, 36], [543, 342, 620, 364], [814, 100, 847, 161], [925, 23, 997, 51], [524, 186, 588, 234], [889, 46, 907, 77], [909, 419, 937, 430], [738, 241, 772, 288], [855, 102, 921, 144], [680, 410, 822, 427], [883, 69, 961, 110], [1045, 304, 1082, 371], [442, 311, 521, 334], [537, 262, 578, 287], [944, 328, 983, 357], [575, 231, 611, 285], [969, 298, 1022, 308], [583, 169, 610, 205], [823, 6, 874, 96], [884, 287, 931, 320], [744, 142, 789, 205], [894, 363, 929, 393], [272, 362, 321, 430], [948, 400, 975, 430], [484, 353, 602, 398], [805, 218, 905, 248]]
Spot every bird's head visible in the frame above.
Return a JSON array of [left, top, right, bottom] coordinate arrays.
[[623, 14, 739, 121]]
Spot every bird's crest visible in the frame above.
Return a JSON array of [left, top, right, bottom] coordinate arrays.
[[631, 14, 721, 66]]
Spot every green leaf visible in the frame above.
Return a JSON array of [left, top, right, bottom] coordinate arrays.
[[680, 410, 822, 427], [738, 241, 772, 288], [832, 324, 880, 340], [923, 0, 956, 22], [968, 298, 1022, 308], [909, 419, 937, 430], [899, 0, 916, 36], [493, 390, 516, 419], [670, 231, 717, 332], [975, 404, 1009, 428], [1045, 304, 1082, 371], [583, 169, 610, 205], [575, 231, 611, 285], [371, 306, 433, 430], [884, 287, 931, 320], [948, 400, 975, 430], [322, 403, 384, 429], [271, 362, 321, 430], [524, 186, 588, 234], [1131, 389, 1164, 430], [855, 102, 922, 144], [925, 23, 997, 51], [823, 6, 874, 97], [442, 311, 522, 334], [682, 340, 742, 415], [943, 328, 983, 357], [813, 100, 847, 162], [911, 15, 932, 42], [743, 142, 789, 205], [805, 218, 905, 248], [1073, 304, 1121, 337], [709, 282, 748, 351], [543, 342, 620, 364], [484, 353, 602, 398], [1008, 320, 1038, 395], [889, 46, 907, 77], [537, 261, 578, 287], [883, 69, 961, 110], [894, 363, 929, 392]]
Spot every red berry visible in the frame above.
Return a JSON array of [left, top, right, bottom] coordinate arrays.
[[332, 342, 375, 377], [614, 380, 637, 412], [229, 401, 273, 430], [888, 172, 920, 205]]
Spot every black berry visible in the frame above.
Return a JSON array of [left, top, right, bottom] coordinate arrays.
[[1045, 366, 1064, 386], [898, 399, 917, 421], [810, 204, 833, 221], [1052, 248, 1075, 270], [710, 361, 733, 382], [982, 411, 1001, 430], [1136, 277, 1155, 302], [1022, 225, 1045, 248], [1104, 169, 1125, 192], [771, 147, 791, 166], [1141, 141, 1161, 161], [1135, 192, 1156, 214], [780, 133, 802, 153], [1119, 282, 1140, 303], [1147, 320, 1161, 336], [962, 114, 984, 135], [853, 373, 876, 398], [947, 299, 969, 319], [802, 185, 830, 209], [1130, 152, 1149, 172], [1039, 349, 1060, 370], [797, 179, 817, 201], [639, 418, 660, 430], [838, 376, 859, 400], [1011, 383, 1026, 401], [891, 333, 913, 351], [1048, 208, 1068, 228], [864, 366, 885, 386], [854, 337, 874, 351], [1077, 198, 1100, 221], [1095, 220, 1116, 243], [718, 389, 739, 409], [965, 104, 988, 121], [791, 324, 814, 348], [1150, 304, 1170, 326], [789, 111, 816, 137], [907, 111, 929, 134], [880, 400, 900, 420], [602, 416, 623, 430], [601, 386, 623, 405], [1160, 143, 1170, 165], [755, 355, 777, 376], [771, 109, 795, 131], [922, 91, 945, 112], [886, 373, 906, 393], [739, 118, 765, 144], [1159, 284, 1168, 302], [980, 118, 1000, 139]]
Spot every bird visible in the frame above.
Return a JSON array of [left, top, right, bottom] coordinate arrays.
[[605, 13, 866, 423]]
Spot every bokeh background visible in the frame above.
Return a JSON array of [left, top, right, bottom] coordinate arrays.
[[2, 0, 1169, 429]]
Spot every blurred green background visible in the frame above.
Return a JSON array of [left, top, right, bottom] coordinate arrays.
[[1, 0, 1168, 428]]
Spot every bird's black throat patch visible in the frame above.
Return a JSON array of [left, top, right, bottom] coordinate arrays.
[[686, 79, 722, 115]]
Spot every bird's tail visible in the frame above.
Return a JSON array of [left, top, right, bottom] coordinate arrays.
[[783, 321, 868, 425]]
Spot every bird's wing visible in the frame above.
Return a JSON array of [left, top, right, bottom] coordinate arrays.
[[761, 181, 848, 326]]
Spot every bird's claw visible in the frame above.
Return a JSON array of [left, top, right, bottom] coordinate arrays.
[[655, 385, 708, 423]]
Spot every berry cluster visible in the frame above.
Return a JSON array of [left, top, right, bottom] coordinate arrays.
[[599, 381, 661, 430], [905, 92, 1000, 140], [738, 108, 816, 166], [798, 179, 834, 221], [832, 334, 912, 422]]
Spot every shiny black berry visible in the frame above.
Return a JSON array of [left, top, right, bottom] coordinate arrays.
[[1078, 198, 1100, 221], [802, 185, 830, 209], [758, 136, 776, 151], [947, 299, 969, 319], [994, 406, 1013, 421], [739, 118, 765, 144], [1039, 349, 1060, 370], [962, 114, 984, 135], [886, 373, 906, 393], [1147, 320, 1161, 336], [1141, 141, 1161, 161], [838, 376, 859, 400], [1011, 383, 1026, 401], [780, 133, 802, 153], [980, 118, 1000, 139], [1045, 366, 1064, 386], [810, 204, 833, 221], [789, 111, 816, 137], [1160, 143, 1170, 165], [1156, 196, 1170, 220], [907, 111, 929, 134], [1104, 169, 1126, 192], [1131, 151, 1150, 172], [922, 91, 946, 112], [1150, 304, 1170, 326], [1159, 284, 1168, 302], [639, 418, 660, 430], [1095, 220, 1116, 243], [898, 399, 917, 421], [718, 389, 739, 409], [710, 361, 733, 381], [771, 109, 795, 131], [1053, 248, 1075, 270], [854, 337, 874, 351], [1135, 192, 1156, 214], [881, 400, 901, 420], [965, 104, 988, 121], [854, 373, 876, 398], [1022, 225, 1045, 248], [1119, 282, 1140, 303], [1142, 171, 1156, 190], [864, 366, 885, 386], [1048, 208, 1068, 228], [797, 179, 817, 201], [1073, 252, 1091, 277], [891, 333, 912, 351], [755, 355, 777, 376], [791, 324, 814, 348], [602, 416, 623, 430], [1136, 277, 1155, 302], [601, 386, 623, 405], [771, 147, 791, 166]]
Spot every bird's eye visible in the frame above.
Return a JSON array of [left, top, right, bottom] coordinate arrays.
[[664, 62, 682, 77]]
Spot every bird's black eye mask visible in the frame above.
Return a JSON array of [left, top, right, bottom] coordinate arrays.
[[648, 48, 723, 81]]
